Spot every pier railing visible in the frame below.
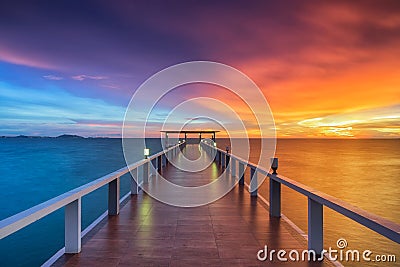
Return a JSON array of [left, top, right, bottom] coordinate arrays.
[[0, 141, 185, 255], [201, 140, 400, 253]]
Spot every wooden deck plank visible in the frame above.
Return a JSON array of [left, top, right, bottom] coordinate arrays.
[[54, 145, 334, 266]]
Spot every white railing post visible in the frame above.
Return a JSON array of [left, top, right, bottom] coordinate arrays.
[[131, 168, 138, 195], [65, 198, 81, 253], [269, 178, 281, 217], [231, 158, 236, 177], [308, 198, 323, 254], [108, 177, 120, 215], [238, 162, 244, 185], [150, 159, 155, 176], [158, 155, 162, 171], [250, 167, 257, 197], [143, 162, 149, 183], [269, 157, 281, 217]]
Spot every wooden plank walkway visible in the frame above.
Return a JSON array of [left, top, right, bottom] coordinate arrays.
[[55, 145, 333, 266]]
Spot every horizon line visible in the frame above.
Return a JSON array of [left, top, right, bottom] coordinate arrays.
[[1, 134, 399, 140]]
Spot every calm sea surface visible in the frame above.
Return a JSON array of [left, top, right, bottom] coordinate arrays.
[[0, 138, 399, 266], [218, 138, 400, 267]]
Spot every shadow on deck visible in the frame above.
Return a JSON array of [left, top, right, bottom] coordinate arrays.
[[55, 145, 334, 266]]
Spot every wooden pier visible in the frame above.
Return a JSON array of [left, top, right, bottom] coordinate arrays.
[[54, 145, 333, 266]]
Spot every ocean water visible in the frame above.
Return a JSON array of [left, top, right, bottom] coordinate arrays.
[[0, 138, 162, 266], [0, 138, 399, 266], [217, 138, 400, 267]]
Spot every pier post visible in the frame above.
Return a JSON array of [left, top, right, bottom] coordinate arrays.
[[158, 155, 162, 171], [130, 168, 138, 195], [308, 198, 323, 255], [238, 162, 244, 185], [269, 178, 281, 217], [150, 158, 156, 176], [231, 158, 236, 177], [143, 162, 149, 183], [108, 177, 120, 215], [269, 157, 281, 216], [65, 198, 81, 253], [250, 167, 257, 197], [164, 153, 168, 166]]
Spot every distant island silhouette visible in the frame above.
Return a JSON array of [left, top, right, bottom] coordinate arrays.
[[55, 134, 85, 139]]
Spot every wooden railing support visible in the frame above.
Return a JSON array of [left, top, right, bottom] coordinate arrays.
[[269, 178, 281, 217], [250, 167, 257, 197], [65, 198, 81, 253], [158, 155, 162, 171], [231, 158, 236, 177], [143, 162, 149, 183], [238, 162, 244, 185], [130, 168, 138, 195], [108, 177, 120, 215], [308, 197, 323, 254]]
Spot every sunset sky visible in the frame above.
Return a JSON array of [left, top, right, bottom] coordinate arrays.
[[0, 0, 399, 138]]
